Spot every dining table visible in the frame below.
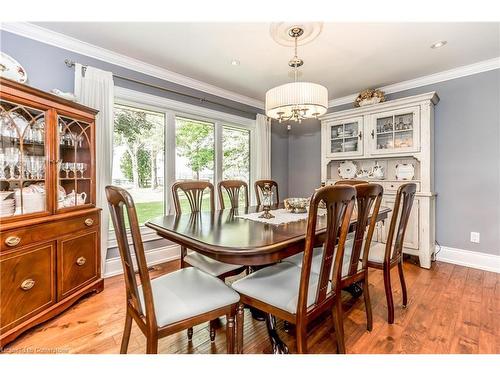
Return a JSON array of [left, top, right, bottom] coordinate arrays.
[[146, 203, 391, 354]]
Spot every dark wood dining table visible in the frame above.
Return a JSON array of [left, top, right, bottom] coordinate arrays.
[[146, 203, 391, 353]]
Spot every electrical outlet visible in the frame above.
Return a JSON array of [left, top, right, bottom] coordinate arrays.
[[470, 232, 480, 243]]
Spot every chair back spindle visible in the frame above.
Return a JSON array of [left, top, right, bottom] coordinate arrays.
[[172, 180, 215, 214], [218, 180, 249, 209]]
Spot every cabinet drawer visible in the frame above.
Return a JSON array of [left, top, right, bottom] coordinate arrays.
[[0, 243, 56, 334], [57, 230, 99, 300], [1, 211, 99, 252], [381, 181, 420, 193]]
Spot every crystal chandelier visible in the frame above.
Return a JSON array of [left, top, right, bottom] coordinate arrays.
[[265, 27, 328, 130]]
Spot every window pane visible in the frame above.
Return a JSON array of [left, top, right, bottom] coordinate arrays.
[[112, 105, 164, 226], [222, 126, 250, 207], [175, 117, 214, 211]]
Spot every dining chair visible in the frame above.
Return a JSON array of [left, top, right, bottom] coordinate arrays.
[[218, 180, 249, 209], [285, 183, 383, 334], [105, 185, 240, 354], [232, 185, 356, 353], [172, 180, 246, 340], [254, 179, 279, 206], [367, 183, 416, 324]]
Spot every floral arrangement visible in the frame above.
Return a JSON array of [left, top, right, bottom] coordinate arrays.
[[354, 89, 385, 107]]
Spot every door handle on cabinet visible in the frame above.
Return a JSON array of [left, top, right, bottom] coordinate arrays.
[[20, 278, 35, 291], [76, 256, 87, 266], [5, 236, 21, 247], [84, 218, 94, 226]]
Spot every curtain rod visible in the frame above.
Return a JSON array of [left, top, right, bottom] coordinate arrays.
[[64, 59, 257, 116]]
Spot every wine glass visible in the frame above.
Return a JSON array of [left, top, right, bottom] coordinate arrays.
[[62, 162, 70, 178], [80, 163, 87, 178], [36, 156, 45, 179], [77, 134, 84, 148], [0, 152, 6, 179], [75, 162, 82, 178], [4, 147, 19, 179]]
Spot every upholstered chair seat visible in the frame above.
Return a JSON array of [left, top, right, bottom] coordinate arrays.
[[138, 267, 240, 327], [231, 262, 331, 314], [284, 240, 360, 278], [184, 251, 244, 277]]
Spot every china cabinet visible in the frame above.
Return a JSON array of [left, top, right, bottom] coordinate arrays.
[[0, 78, 103, 348], [320, 92, 439, 268]]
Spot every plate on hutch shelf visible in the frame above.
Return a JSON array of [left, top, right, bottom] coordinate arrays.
[[395, 163, 415, 180], [338, 160, 357, 179], [0, 52, 28, 83]]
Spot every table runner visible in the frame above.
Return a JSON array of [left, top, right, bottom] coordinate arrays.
[[236, 208, 326, 225]]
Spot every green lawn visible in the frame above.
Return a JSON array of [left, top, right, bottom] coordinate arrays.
[[128, 192, 245, 226], [135, 201, 164, 225], [134, 196, 211, 225]]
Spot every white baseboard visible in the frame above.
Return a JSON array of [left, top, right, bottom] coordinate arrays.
[[436, 245, 500, 273], [103, 244, 181, 278]]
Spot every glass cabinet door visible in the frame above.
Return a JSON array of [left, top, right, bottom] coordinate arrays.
[[0, 100, 49, 219], [327, 117, 363, 158], [57, 115, 93, 211], [371, 107, 419, 155]]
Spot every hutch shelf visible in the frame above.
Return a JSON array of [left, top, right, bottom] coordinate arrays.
[[320, 92, 439, 269], [0, 78, 103, 348]]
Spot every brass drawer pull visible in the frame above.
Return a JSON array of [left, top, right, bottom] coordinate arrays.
[[5, 236, 21, 247], [84, 218, 94, 226], [76, 256, 87, 266], [20, 278, 35, 291]]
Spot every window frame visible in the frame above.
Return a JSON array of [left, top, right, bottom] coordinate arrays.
[[109, 87, 257, 248]]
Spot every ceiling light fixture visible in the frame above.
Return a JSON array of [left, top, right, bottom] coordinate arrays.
[[231, 59, 240, 66], [430, 40, 447, 49], [265, 27, 328, 130]]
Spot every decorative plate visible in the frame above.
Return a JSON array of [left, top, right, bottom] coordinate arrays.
[[338, 160, 357, 179], [395, 163, 415, 180], [0, 52, 28, 83]]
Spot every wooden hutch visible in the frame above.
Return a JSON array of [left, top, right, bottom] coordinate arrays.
[[0, 78, 103, 347]]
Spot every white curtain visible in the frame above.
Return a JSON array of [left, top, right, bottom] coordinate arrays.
[[74, 64, 114, 276], [254, 113, 271, 181]]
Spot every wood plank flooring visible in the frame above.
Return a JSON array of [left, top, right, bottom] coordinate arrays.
[[2, 260, 499, 354]]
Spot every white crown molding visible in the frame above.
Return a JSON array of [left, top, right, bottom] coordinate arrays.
[[329, 56, 500, 108], [0, 22, 265, 109], [436, 245, 500, 274]]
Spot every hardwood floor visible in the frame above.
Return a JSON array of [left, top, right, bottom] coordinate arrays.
[[2, 259, 499, 354]]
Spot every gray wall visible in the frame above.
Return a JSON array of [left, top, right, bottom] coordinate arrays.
[[286, 69, 500, 255]]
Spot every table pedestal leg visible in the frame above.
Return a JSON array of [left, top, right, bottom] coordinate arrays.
[[265, 314, 289, 354]]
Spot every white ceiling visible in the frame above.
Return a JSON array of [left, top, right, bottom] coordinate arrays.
[[33, 22, 500, 103]]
